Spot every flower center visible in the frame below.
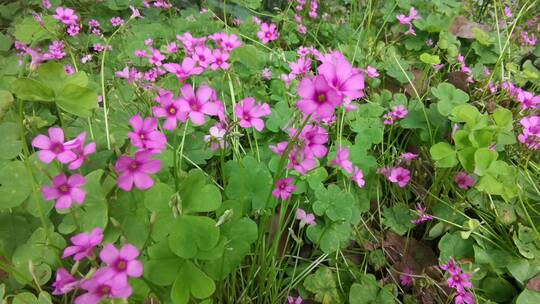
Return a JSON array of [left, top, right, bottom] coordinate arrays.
[[316, 93, 326, 103], [265, 32, 272, 38], [139, 134, 145, 140], [98, 285, 111, 296], [452, 275, 460, 282], [190, 102, 201, 111], [129, 162, 138, 170], [168, 106, 176, 114], [243, 114, 250, 120], [59, 184, 69, 194], [52, 143, 63, 154], [115, 259, 127, 271], [280, 183, 286, 189]]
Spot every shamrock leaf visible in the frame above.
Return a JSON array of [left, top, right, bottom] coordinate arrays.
[[349, 274, 396, 304], [430, 142, 458, 168], [171, 261, 216, 304], [307, 221, 353, 254], [225, 156, 273, 210], [168, 215, 220, 259], [313, 185, 355, 222], [382, 204, 414, 235], [431, 83, 469, 116], [303, 268, 344, 304]]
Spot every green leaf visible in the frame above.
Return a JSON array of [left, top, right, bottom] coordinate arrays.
[[0, 161, 31, 209], [507, 258, 540, 284], [0, 90, 14, 120], [36, 62, 88, 95], [0, 122, 22, 160], [382, 204, 414, 235], [473, 148, 497, 176], [12, 292, 37, 304], [11, 78, 54, 102], [431, 83, 469, 116], [304, 268, 343, 304], [438, 232, 474, 262], [307, 221, 352, 254], [181, 170, 222, 213], [516, 289, 540, 304], [144, 241, 184, 286], [480, 277, 517, 302], [451, 104, 480, 125], [419, 53, 441, 65], [56, 84, 97, 117], [430, 142, 458, 168], [313, 185, 355, 222], [168, 215, 220, 259], [224, 156, 273, 209], [172, 261, 216, 303], [493, 107, 513, 130], [230, 45, 264, 70], [80, 170, 108, 230], [349, 274, 396, 304]]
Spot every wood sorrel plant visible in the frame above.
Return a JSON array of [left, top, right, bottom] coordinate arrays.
[[1, 0, 540, 304]]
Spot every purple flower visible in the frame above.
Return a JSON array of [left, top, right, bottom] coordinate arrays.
[[287, 295, 303, 304], [257, 22, 278, 44], [261, 67, 272, 80], [178, 84, 218, 125], [74, 268, 132, 304], [65, 132, 96, 170], [296, 75, 341, 120], [272, 177, 296, 200], [454, 172, 475, 190], [64, 64, 75, 75], [53, 7, 77, 25], [32, 128, 78, 164], [352, 168, 365, 188], [62, 227, 103, 261], [67, 24, 80, 36], [329, 146, 353, 174], [447, 272, 472, 292], [204, 125, 227, 151], [234, 97, 271, 131], [110, 16, 124, 27], [440, 258, 461, 275], [42, 0, 51, 10], [88, 19, 100, 28], [52, 268, 78, 295], [411, 204, 433, 225], [295, 208, 315, 226], [163, 57, 203, 81], [115, 151, 161, 191], [148, 48, 165, 66], [115, 66, 142, 84], [210, 49, 230, 70], [42, 173, 86, 210], [365, 65, 379, 78], [127, 115, 166, 153], [454, 291, 475, 304], [387, 167, 410, 187], [99, 244, 143, 285], [399, 267, 413, 286]]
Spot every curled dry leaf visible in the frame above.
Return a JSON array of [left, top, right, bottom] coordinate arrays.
[[449, 15, 490, 39]]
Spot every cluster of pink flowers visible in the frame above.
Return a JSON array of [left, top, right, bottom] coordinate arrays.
[[329, 146, 365, 188], [110, 16, 124, 27], [500, 81, 540, 110], [520, 31, 537, 46], [52, 6, 81, 36], [295, 208, 316, 226], [518, 115, 540, 150], [88, 19, 102, 36], [32, 128, 96, 211], [456, 55, 474, 83], [291, 0, 318, 34], [440, 258, 475, 304], [14, 40, 66, 69], [143, 0, 172, 9], [396, 7, 420, 35], [53, 227, 142, 304], [383, 105, 408, 125]]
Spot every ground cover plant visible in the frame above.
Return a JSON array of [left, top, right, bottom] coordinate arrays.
[[0, 0, 539, 303]]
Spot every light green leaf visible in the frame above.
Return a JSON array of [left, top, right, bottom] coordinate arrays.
[[430, 142, 458, 168], [432, 83, 469, 116], [382, 204, 414, 235], [168, 215, 220, 259], [304, 268, 343, 304], [11, 78, 54, 102], [0, 161, 31, 209], [56, 84, 97, 117], [420, 53, 441, 65]]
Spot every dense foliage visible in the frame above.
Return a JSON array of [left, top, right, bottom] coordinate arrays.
[[0, 0, 539, 303]]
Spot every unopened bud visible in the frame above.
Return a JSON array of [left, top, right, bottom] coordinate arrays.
[[84, 267, 97, 280], [150, 212, 157, 225], [110, 217, 121, 228], [215, 209, 233, 227], [70, 261, 79, 275]]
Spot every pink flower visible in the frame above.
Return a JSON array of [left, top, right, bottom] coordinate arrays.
[[234, 97, 271, 131], [399, 267, 413, 286], [318, 58, 365, 100], [88, 19, 100, 27], [329, 146, 353, 173], [516, 90, 540, 110], [163, 57, 202, 81], [67, 24, 80, 36], [396, 7, 420, 35], [178, 84, 218, 125], [110, 17, 124, 26], [272, 177, 296, 200], [289, 57, 312, 76], [391, 105, 408, 118], [504, 7, 512, 18], [210, 49, 230, 70], [287, 295, 303, 304], [74, 268, 132, 304], [52, 268, 78, 295], [295, 208, 316, 226], [400, 152, 417, 161], [447, 272, 472, 291], [296, 75, 341, 120], [115, 66, 142, 84], [148, 48, 165, 66], [365, 65, 379, 78], [127, 115, 166, 153], [115, 150, 161, 191], [62, 227, 103, 261], [32, 128, 78, 164], [280, 73, 295, 87], [204, 125, 226, 151], [411, 204, 433, 225], [144, 38, 153, 46], [42, 0, 51, 10], [64, 64, 75, 75], [454, 291, 475, 304], [454, 172, 475, 189], [261, 67, 272, 80], [129, 6, 142, 19], [287, 149, 316, 175], [42, 173, 86, 210], [65, 132, 96, 170], [165, 42, 177, 53], [440, 258, 461, 275], [53, 7, 77, 25], [192, 45, 214, 68], [152, 92, 185, 130], [98, 243, 143, 285], [257, 22, 278, 44], [387, 167, 410, 187], [134, 49, 146, 57], [288, 124, 328, 158], [352, 168, 365, 188]]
